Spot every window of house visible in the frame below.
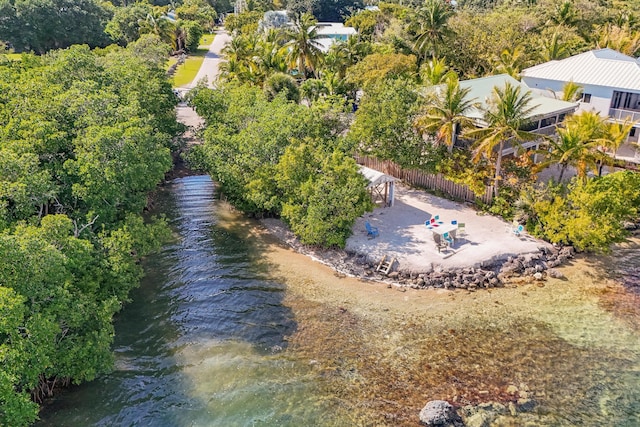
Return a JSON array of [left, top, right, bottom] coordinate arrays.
[[539, 116, 557, 128], [631, 128, 637, 137], [558, 113, 567, 123], [520, 120, 539, 131], [582, 93, 592, 103]]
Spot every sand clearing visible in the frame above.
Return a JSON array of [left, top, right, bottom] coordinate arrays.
[[346, 183, 549, 272]]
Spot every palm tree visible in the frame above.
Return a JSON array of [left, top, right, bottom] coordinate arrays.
[[466, 82, 539, 197], [420, 56, 451, 86], [138, 7, 175, 46], [324, 36, 367, 80], [602, 118, 636, 168], [560, 80, 583, 102], [282, 13, 324, 79], [535, 111, 614, 182], [493, 45, 526, 79], [413, 0, 454, 61], [596, 23, 640, 56], [548, 1, 578, 26], [415, 74, 477, 153], [534, 124, 587, 182], [539, 30, 570, 62]]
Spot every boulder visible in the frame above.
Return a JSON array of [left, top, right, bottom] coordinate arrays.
[[547, 268, 565, 279], [419, 400, 462, 426], [465, 411, 492, 427]]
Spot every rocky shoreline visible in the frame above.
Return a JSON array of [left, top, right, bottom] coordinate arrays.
[[260, 218, 574, 291]]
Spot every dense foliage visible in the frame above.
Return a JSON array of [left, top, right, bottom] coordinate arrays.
[[522, 172, 640, 252], [0, 37, 178, 425], [0, 0, 112, 53], [188, 83, 373, 247]]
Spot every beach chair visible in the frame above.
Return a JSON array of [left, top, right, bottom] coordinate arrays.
[[443, 231, 454, 247], [434, 215, 444, 224], [433, 233, 448, 253], [513, 224, 524, 236], [457, 222, 466, 237], [365, 221, 379, 238]]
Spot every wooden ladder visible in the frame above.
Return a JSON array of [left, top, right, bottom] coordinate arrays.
[[376, 255, 396, 275]]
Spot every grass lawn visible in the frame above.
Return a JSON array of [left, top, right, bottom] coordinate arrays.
[[199, 33, 215, 48], [4, 53, 22, 61], [171, 48, 208, 88], [166, 56, 179, 71]]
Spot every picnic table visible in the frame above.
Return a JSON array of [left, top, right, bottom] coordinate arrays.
[[426, 221, 458, 239]]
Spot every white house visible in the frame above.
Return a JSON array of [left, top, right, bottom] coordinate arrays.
[[455, 74, 579, 155], [257, 11, 357, 53], [521, 49, 640, 145], [314, 23, 357, 52]]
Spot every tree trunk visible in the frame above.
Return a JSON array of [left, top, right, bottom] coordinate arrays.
[[494, 141, 503, 198], [449, 122, 457, 154], [558, 163, 567, 182]]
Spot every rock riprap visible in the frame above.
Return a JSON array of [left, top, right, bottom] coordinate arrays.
[[419, 400, 463, 426]]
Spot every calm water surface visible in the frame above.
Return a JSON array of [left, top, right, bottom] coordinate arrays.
[[37, 175, 640, 426], [38, 175, 343, 426]]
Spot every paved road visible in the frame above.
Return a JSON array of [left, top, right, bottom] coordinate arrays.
[[183, 29, 231, 90], [175, 29, 231, 138]]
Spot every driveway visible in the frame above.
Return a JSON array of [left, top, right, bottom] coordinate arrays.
[[183, 29, 231, 90]]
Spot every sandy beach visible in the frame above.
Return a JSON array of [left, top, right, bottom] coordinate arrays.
[[263, 182, 551, 278]]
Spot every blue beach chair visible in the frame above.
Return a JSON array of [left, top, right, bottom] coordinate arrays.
[[365, 221, 379, 238], [513, 224, 524, 236]]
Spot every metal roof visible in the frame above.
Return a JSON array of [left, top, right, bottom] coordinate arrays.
[[359, 166, 396, 188], [521, 49, 640, 92], [455, 74, 577, 121]]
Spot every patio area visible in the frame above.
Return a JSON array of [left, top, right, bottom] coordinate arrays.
[[346, 183, 550, 272]]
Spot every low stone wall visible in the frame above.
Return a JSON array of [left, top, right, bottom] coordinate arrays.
[[260, 218, 575, 291], [329, 246, 575, 291]]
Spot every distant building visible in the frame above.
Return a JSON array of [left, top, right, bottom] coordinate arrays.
[[314, 23, 357, 52], [521, 49, 640, 145], [257, 11, 357, 52]]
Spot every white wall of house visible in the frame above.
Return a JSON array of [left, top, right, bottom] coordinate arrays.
[[523, 76, 640, 144], [523, 77, 612, 115]]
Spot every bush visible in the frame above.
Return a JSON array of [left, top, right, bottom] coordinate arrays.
[[181, 20, 204, 52], [529, 172, 640, 252], [264, 73, 300, 103]]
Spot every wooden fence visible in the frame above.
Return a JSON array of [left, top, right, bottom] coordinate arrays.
[[356, 155, 494, 205]]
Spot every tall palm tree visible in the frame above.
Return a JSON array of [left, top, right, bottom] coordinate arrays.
[[602, 118, 636, 170], [534, 124, 587, 182], [535, 111, 613, 183], [420, 56, 451, 86], [415, 74, 477, 153], [466, 82, 539, 197], [413, 0, 454, 61], [138, 7, 175, 46], [493, 45, 526, 79], [282, 13, 324, 79], [324, 36, 367, 80], [539, 30, 570, 62]]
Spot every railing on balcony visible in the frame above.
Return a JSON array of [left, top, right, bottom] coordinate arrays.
[[609, 108, 640, 123], [533, 125, 558, 136]]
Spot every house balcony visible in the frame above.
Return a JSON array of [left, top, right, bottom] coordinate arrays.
[[609, 108, 640, 123]]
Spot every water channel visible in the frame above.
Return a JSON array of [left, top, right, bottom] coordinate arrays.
[[38, 175, 640, 426]]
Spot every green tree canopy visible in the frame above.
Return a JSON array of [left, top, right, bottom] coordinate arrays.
[[0, 0, 112, 53]]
